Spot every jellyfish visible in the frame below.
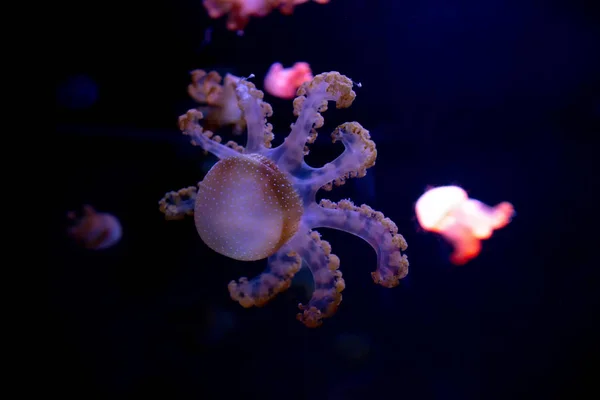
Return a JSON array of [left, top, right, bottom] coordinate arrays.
[[415, 185, 515, 265], [188, 69, 246, 134], [67, 205, 122, 250], [264, 62, 313, 100], [159, 72, 409, 327], [202, 0, 330, 33]]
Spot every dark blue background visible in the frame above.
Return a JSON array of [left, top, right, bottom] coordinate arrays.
[[54, 1, 598, 398]]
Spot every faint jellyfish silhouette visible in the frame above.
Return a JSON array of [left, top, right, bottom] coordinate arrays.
[[205, 307, 236, 343], [67, 205, 122, 250], [56, 74, 99, 110], [415, 185, 515, 265], [188, 69, 247, 134], [335, 332, 371, 362]]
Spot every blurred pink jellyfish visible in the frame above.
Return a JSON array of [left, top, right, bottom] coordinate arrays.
[[203, 0, 330, 33], [415, 186, 514, 265], [67, 205, 122, 250], [264, 62, 313, 99]]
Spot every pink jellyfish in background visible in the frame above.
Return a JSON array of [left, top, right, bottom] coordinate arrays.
[[264, 62, 313, 100], [67, 205, 122, 250], [202, 0, 330, 33], [415, 185, 515, 265]]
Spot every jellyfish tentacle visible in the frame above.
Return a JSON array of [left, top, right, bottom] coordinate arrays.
[[275, 81, 327, 169], [234, 80, 275, 152], [307, 200, 409, 288], [188, 69, 223, 105], [228, 240, 302, 308], [274, 72, 357, 172], [178, 109, 243, 159], [295, 230, 345, 328], [305, 121, 377, 191], [158, 186, 198, 220]]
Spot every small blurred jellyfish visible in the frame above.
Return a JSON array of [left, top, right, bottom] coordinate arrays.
[[56, 74, 99, 110], [334, 333, 371, 362], [415, 185, 515, 265], [199, 27, 213, 49], [188, 69, 246, 134], [203, 0, 330, 33], [67, 205, 122, 250], [205, 307, 236, 343], [264, 62, 313, 99]]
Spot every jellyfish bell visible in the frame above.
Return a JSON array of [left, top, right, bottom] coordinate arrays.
[[194, 154, 304, 261]]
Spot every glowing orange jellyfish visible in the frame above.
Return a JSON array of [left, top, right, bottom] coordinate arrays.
[[67, 205, 122, 250], [415, 185, 514, 265], [264, 62, 313, 99], [203, 0, 330, 33]]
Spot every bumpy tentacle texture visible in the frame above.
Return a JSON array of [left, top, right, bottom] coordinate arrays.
[[188, 69, 247, 135], [159, 71, 409, 327]]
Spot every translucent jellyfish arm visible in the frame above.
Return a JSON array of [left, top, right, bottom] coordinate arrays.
[[295, 230, 345, 328], [178, 109, 245, 159], [228, 239, 302, 308], [304, 122, 377, 192], [234, 80, 275, 152], [227, 228, 345, 328], [160, 110, 245, 220], [307, 200, 409, 288], [158, 186, 198, 220], [273, 72, 357, 172]]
